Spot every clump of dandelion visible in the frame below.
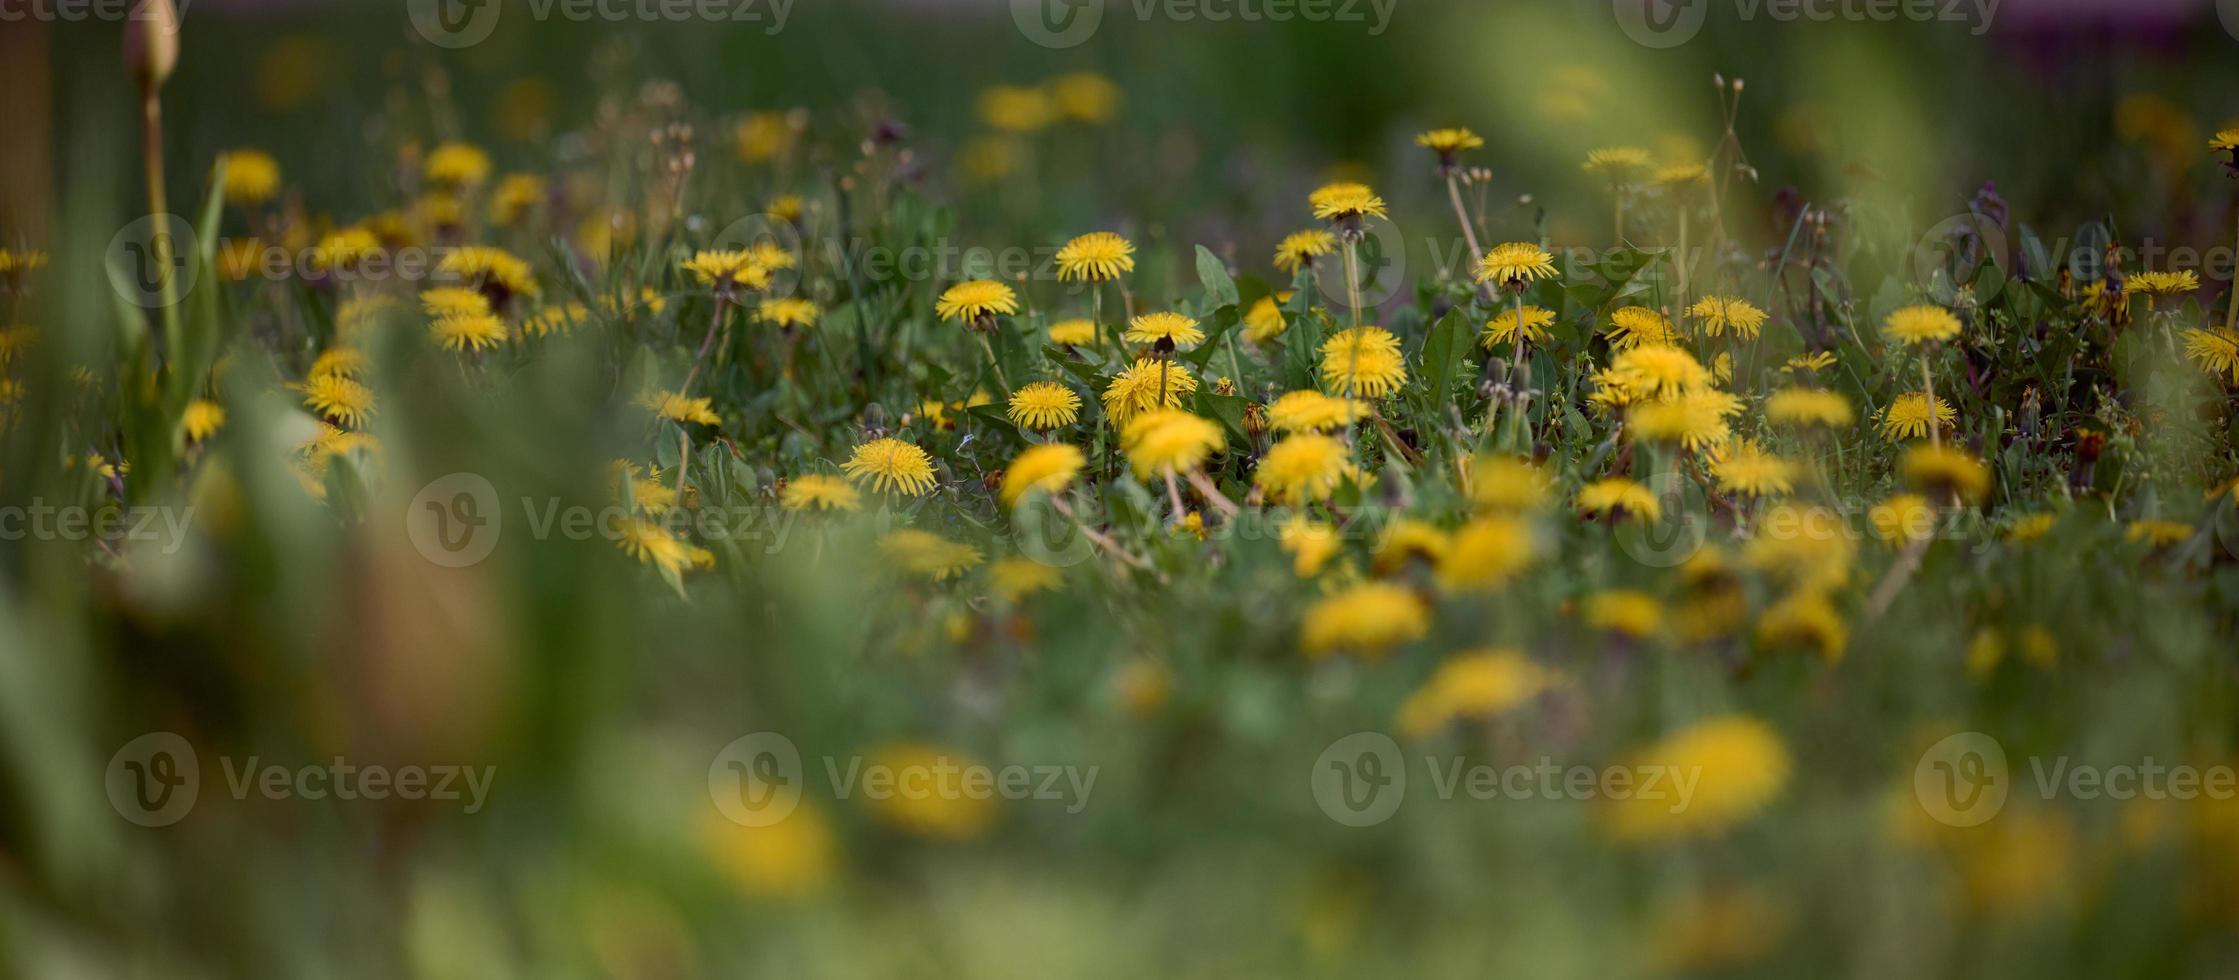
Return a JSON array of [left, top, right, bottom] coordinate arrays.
[[843, 437, 938, 496], [1301, 582, 1428, 661], [1007, 381, 1081, 431]]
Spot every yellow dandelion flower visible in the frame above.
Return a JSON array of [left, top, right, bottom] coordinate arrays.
[[682, 249, 772, 292], [1006, 381, 1081, 431], [488, 173, 545, 226], [1274, 229, 1339, 273], [217, 149, 281, 205], [1765, 387, 1853, 428], [1120, 409, 1223, 479], [420, 286, 492, 319], [1878, 391, 1956, 441], [1308, 181, 1388, 221], [2007, 512, 2057, 543], [736, 111, 797, 163], [935, 280, 1020, 322], [1785, 350, 1837, 374], [616, 517, 692, 576], [1883, 304, 1963, 346], [1469, 455, 1551, 511], [1101, 358, 1197, 424], [979, 84, 1055, 132], [1055, 231, 1136, 283], [1757, 589, 1847, 661], [1476, 241, 1560, 288], [310, 227, 381, 271], [430, 312, 508, 352], [1744, 506, 1855, 592], [766, 194, 805, 223], [1302, 582, 1430, 660], [1049, 71, 1121, 123], [521, 302, 589, 339], [860, 744, 998, 838], [1626, 390, 1738, 452], [1606, 305, 1680, 350], [1319, 326, 1407, 397], [1395, 649, 1559, 740], [2130, 270, 2199, 296], [1899, 443, 1991, 503], [1602, 715, 1791, 841], [1582, 145, 1653, 177], [755, 297, 819, 330], [1371, 519, 1450, 575], [309, 346, 368, 380], [1652, 161, 1711, 187], [181, 399, 225, 443], [1265, 390, 1371, 434], [424, 142, 492, 188], [1869, 493, 1937, 543], [295, 374, 376, 428], [1415, 127, 1484, 159], [2126, 519, 2192, 547], [2180, 326, 2239, 384], [879, 531, 984, 581], [1124, 311, 1205, 348], [1047, 318, 1097, 346], [1435, 515, 1535, 592], [781, 474, 861, 512], [1583, 589, 1663, 638], [1483, 305, 1555, 349], [437, 245, 538, 301], [1686, 296, 1768, 339], [1711, 441, 1797, 497], [989, 557, 1063, 602], [638, 390, 721, 426], [843, 437, 939, 496], [1578, 478, 1661, 523], [700, 800, 837, 899], [1000, 443, 1085, 506], [1279, 517, 1342, 578], [1243, 294, 1290, 342], [1255, 433, 1355, 504]]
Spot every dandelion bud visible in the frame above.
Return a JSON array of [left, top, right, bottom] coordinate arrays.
[[124, 0, 180, 93]]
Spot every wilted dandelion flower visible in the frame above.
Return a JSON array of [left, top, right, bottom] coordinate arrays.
[[1254, 433, 1355, 504], [1686, 296, 1768, 339], [844, 437, 938, 496], [1469, 456, 1551, 511], [1395, 649, 1558, 740], [1582, 146, 1653, 177], [1869, 493, 1937, 543], [752, 297, 818, 330], [2127, 519, 2192, 547], [1047, 318, 1097, 346], [1243, 294, 1290, 342], [780, 474, 861, 512], [1125, 311, 1204, 348], [1102, 358, 1198, 424], [1006, 381, 1081, 431], [1319, 326, 1407, 397], [1583, 590, 1663, 638], [295, 374, 376, 427], [1266, 390, 1370, 433], [1483, 305, 1555, 348], [1578, 478, 1661, 523], [1301, 582, 1429, 660], [2180, 326, 2239, 384], [181, 399, 225, 443], [424, 142, 491, 187], [1476, 242, 1559, 289], [1899, 443, 1990, 503], [217, 149, 281, 205], [1273, 229, 1339, 273], [1605, 306, 1680, 349], [1765, 387, 1854, 428], [1601, 715, 1791, 841], [1120, 409, 1223, 479], [1883, 304, 1963, 346], [1711, 441, 1797, 498], [880, 530, 985, 581], [1000, 443, 1085, 507], [638, 390, 721, 426], [1308, 181, 1388, 221], [1878, 391, 1956, 441], [1435, 515, 1535, 592], [683, 249, 772, 293], [1055, 231, 1136, 282], [935, 279, 1020, 324], [430, 312, 508, 352]]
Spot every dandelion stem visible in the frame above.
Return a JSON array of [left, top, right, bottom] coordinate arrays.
[[1920, 349, 1941, 449], [1342, 238, 1364, 332], [1183, 469, 1239, 518], [141, 92, 182, 361], [977, 331, 1012, 396], [677, 296, 728, 401]]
